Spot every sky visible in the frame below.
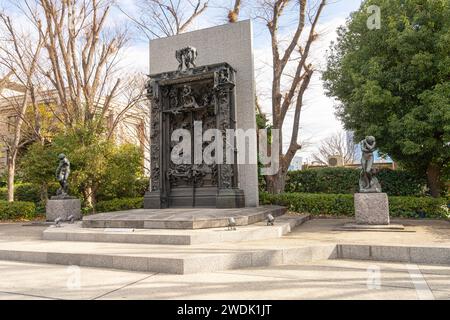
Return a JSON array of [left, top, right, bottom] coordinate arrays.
[[2, 0, 365, 163], [115, 0, 365, 164]]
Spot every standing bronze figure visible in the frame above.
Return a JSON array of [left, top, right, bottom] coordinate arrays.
[[359, 136, 382, 193], [56, 153, 70, 197]]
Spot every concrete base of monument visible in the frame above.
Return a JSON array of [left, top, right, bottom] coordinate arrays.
[[46, 198, 82, 222], [44, 214, 310, 245], [143, 187, 246, 209], [82, 205, 286, 230], [342, 193, 405, 231], [216, 189, 246, 208], [354, 193, 390, 225]]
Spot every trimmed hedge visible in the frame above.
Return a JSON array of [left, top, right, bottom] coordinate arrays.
[[285, 168, 426, 196], [0, 183, 59, 203], [0, 200, 36, 220], [95, 197, 144, 213], [260, 192, 449, 219]]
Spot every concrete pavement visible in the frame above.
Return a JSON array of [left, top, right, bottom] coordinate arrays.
[[0, 259, 448, 300], [0, 218, 449, 299]]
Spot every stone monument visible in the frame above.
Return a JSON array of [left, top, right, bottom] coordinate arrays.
[[46, 154, 81, 222], [147, 20, 259, 207], [144, 47, 246, 208], [354, 136, 390, 225]]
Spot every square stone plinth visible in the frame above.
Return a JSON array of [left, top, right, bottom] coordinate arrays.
[[46, 199, 82, 222], [354, 193, 390, 225]]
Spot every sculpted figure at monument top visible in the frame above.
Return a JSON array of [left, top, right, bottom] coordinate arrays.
[[176, 47, 198, 72]]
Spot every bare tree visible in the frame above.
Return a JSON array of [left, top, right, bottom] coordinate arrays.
[[0, 0, 147, 205], [228, 0, 242, 22], [256, 0, 326, 193], [311, 132, 356, 166], [0, 71, 14, 91], [7, 0, 128, 133], [120, 0, 209, 39], [106, 73, 148, 141], [0, 12, 46, 201]]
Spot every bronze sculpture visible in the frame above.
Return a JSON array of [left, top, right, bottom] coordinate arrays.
[[56, 153, 70, 197], [359, 136, 382, 193], [176, 47, 198, 72]]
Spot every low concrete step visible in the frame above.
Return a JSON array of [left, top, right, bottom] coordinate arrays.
[[81, 205, 287, 229], [337, 244, 450, 265], [0, 240, 337, 274], [0, 241, 448, 274], [43, 214, 310, 245]]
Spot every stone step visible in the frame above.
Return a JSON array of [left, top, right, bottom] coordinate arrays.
[[0, 240, 337, 274], [81, 205, 287, 230], [43, 214, 310, 245], [336, 244, 450, 265], [0, 240, 448, 274]]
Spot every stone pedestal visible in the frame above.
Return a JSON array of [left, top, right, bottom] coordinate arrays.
[[46, 198, 82, 222], [354, 193, 390, 225], [144, 188, 246, 209], [216, 189, 245, 209]]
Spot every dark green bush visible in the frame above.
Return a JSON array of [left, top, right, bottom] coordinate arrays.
[[285, 168, 426, 196], [377, 170, 427, 196], [389, 196, 448, 219], [134, 178, 149, 197], [0, 183, 60, 203], [260, 192, 354, 216], [0, 173, 6, 188], [260, 192, 449, 219], [0, 200, 36, 220], [14, 184, 42, 203], [95, 197, 144, 213]]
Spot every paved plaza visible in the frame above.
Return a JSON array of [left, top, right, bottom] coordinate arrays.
[[0, 218, 449, 300]]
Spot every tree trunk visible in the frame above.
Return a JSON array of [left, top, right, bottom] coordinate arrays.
[[6, 154, 15, 202], [426, 163, 442, 198], [85, 185, 97, 209], [40, 183, 49, 202], [265, 166, 287, 194]]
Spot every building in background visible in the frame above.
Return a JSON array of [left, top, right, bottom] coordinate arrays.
[[0, 82, 150, 175], [304, 131, 396, 170], [289, 156, 303, 171]]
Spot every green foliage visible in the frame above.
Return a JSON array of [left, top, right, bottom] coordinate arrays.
[[97, 144, 145, 201], [323, 0, 450, 194], [256, 113, 269, 130], [95, 197, 144, 213], [18, 127, 145, 204], [285, 168, 426, 196], [133, 178, 150, 197], [0, 172, 6, 188], [260, 192, 449, 219], [0, 183, 59, 202], [51, 127, 116, 202], [260, 192, 354, 216], [20, 143, 58, 197], [377, 169, 426, 196], [286, 168, 359, 194], [0, 200, 36, 220], [389, 196, 449, 219]]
